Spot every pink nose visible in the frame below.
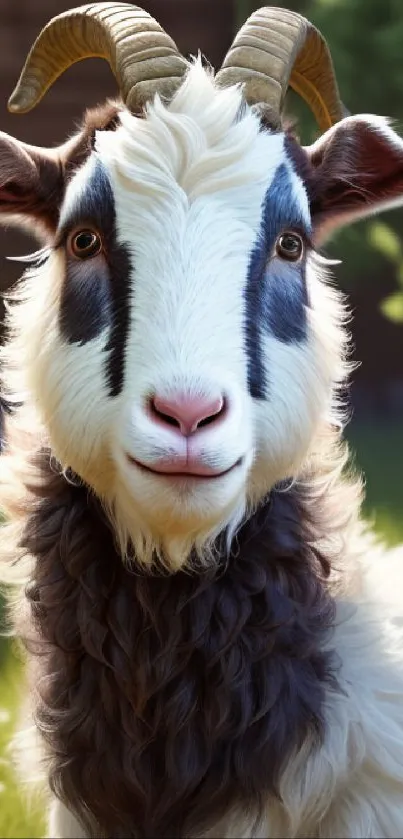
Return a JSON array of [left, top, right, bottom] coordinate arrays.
[[149, 392, 226, 436]]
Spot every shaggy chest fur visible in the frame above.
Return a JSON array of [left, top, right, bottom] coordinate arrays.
[[21, 458, 337, 838]]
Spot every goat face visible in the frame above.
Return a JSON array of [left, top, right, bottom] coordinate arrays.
[[3, 63, 403, 568]]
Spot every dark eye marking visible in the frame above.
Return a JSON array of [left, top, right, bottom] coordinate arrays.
[[245, 163, 311, 400], [59, 253, 111, 345], [57, 158, 133, 398], [56, 158, 114, 249]]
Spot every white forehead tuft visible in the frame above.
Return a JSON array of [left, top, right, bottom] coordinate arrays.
[[94, 59, 293, 208]]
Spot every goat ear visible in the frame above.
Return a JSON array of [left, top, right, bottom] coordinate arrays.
[[0, 132, 65, 235], [305, 115, 403, 244]]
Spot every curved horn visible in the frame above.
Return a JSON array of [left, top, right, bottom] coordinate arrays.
[[215, 6, 344, 131], [8, 2, 188, 115]]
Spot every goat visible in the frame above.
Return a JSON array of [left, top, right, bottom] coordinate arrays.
[[1, 3, 403, 837]]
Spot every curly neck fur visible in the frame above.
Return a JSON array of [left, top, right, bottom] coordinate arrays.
[[0, 428, 364, 838]]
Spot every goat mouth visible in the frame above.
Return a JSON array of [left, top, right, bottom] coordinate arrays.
[[126, 456, 243, 480]]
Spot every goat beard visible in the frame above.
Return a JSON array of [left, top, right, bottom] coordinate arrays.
[[106, 481, 249, 572]]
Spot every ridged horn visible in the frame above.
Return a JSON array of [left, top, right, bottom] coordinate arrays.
[[8, 2, 188, 115], [215, 6, 344, 131]]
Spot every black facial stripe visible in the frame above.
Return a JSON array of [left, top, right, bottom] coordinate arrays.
[[245, 163, 311, 400], [245, 238, 269, 400], [104, 243, 132, 399], [263, 253, 308, 344], [58, 157, 132, 398], [59, 257, 111, 344]]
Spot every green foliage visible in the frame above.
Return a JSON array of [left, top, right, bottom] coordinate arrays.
[[380, 291, 403, 322], [367, 222, 403, 321], [368, 222, 402, 264]]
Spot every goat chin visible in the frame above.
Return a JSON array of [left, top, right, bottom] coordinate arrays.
[[107, 481, 247, 572]]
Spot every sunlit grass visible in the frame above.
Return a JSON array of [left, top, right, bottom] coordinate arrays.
[[0, 420, 402, 838], [0, 635, 44, 839]]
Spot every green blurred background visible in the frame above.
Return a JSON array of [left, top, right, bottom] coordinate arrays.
[[0, 0, 402, 835]]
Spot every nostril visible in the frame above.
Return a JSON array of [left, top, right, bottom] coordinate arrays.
[[148, 392, 227, 436], [150, 402, 181, 429], [197, 399, 226, 428]]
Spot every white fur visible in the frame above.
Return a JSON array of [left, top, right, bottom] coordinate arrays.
[[3, 60, 403, 839], [6, 62, 342, 570], [48, 799, 89, 839], [275, 563, 403, 837]]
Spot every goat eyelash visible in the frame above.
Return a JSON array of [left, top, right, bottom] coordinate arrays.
[[6, 247, 51, 267], [310, 250, 342, 269]]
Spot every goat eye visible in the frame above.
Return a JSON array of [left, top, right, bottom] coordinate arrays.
[[276, 232, 304, 262], [70, 230, 102, 259]]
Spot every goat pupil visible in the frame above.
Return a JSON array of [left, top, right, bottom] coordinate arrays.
[[78, 233, 93, 249], [74, 231, 98, 256], [277, 233, 302, 261]]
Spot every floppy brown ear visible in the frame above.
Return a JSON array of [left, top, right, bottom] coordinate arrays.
[[0, 102, 121, 238], [304, 115, 403, 244], [0, 132, 67, 235]]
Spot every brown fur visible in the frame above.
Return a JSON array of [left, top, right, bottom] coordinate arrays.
[[286, 120, 403, 237], [0, 102, 122, 236]]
